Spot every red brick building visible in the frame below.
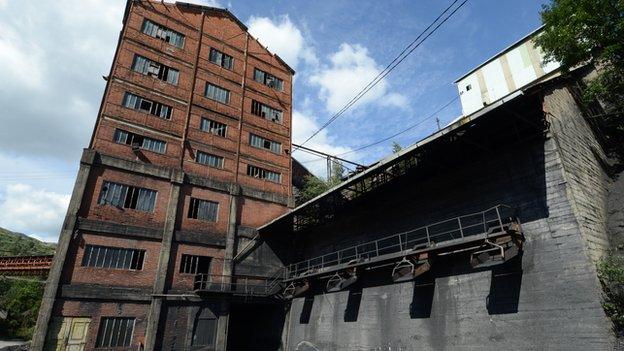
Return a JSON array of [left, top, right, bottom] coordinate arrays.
[[32, 1, 295, 350]]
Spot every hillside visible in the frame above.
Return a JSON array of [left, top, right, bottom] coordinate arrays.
[[0, 227, 55, 256]]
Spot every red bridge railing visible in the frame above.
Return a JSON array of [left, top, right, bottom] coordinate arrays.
[[0, 255, 53, 276]]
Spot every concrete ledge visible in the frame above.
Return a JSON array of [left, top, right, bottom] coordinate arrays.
[[174, 230, 227, 247], [186, 173, 230, 193], [237, 226, 258, 239], [60, 284, 152, 301], [96, 152, 174, 180], [240, 185, 289, 205], [77, 218, 162, 240]]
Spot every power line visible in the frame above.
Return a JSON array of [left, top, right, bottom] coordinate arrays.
[[336, 95, 459, 157], [295, 0, 469, 149]]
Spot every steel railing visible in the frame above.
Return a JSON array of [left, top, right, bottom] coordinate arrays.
[[282, 204, 517, 280], [193, 205, 517, 297]]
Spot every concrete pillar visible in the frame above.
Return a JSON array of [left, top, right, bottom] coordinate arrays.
[[31, 149, 96, 351], [215, 301, 230, 351], [223, 184, 241, 278], [143, 169, 183, 351]]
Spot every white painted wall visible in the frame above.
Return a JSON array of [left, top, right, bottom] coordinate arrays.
[[456, 32, 561, 116]]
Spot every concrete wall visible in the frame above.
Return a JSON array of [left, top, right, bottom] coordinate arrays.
[[281, 89, 614, 350]]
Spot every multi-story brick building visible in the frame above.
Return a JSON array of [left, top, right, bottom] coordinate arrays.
[[32, 1, 295, 350]]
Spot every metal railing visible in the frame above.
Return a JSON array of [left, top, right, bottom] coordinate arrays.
[[192, 205, 518, 297], [193, 274, 272, 296], [282, 205, 517, 280]]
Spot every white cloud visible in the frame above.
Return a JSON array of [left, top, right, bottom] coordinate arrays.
[[0, 0, 125, 162], [292, 110, 356, 177], [0, 184, 70, 242], [247, 15, 317, 69], [309, 43, 408, 112]]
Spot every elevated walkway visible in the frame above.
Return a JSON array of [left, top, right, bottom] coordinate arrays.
[[0, 255, 53, 276], [194, 205, 524, 299]]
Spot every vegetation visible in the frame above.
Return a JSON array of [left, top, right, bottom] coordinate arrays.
[[0, 227, 55, 256], [536, 0, 624, 157], [297, 161, 345, 204], [597, 253, 624, 334], [0, 227, 54, 340], [0, 277, 45, 339], [391, 141, 403, 154]]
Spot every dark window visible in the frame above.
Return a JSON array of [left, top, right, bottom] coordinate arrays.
[[142, 19, 185, 48], [98, 181, 157, 212], [200, 118, 227, 137], [188, 198, 219, 221], [123, 92, 172, 119], [466, 84, 472, 91], [95, 317, 135, 348], [251, 100, 283, 123], [82, 245, 145, 270], [246, 165, 281, 183], [209, 48, 234, 70], [180, 254, 212, 274], [249, 133, 281, 154], [114, 129, 166, 154], [253, 68, 284, 91], [196, 151, 224, 168], [132, 55, 179, 85], [205, 83, 230, 104], [191, 311, 217, 347]]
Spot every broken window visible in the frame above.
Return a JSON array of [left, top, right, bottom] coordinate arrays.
[[209, 48, 234, 70], [142, 19, 185, 48], [249, 133, 281, 154], [95, 317, 135, 348], [253, 68, 284, 91], [113, 129, 167, 154], [251, 100, 283, 123], [123, 92, 172, 119], [195, 151, 224, 169], [180, 254, 212, 274], [246, 164, 281, 183], [132, 55, 179, 85], [191, 309, 217, 347], [98, 181, 157, 212], [82, 245, 145, 270], [188, 198, 219, 221], [200, 118, 227, 137], [204, 83, 230, 104]]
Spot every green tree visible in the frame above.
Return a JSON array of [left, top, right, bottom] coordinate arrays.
[[391, 141, 403, 154], [536, 0, 624, 156], [0, 277, 45, 339], [297, 160, 346, 204]]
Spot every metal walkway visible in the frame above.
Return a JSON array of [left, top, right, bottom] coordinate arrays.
[[194, 205, 523, 298]]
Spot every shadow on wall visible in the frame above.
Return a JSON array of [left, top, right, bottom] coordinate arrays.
[[297, 250, 524, 324]]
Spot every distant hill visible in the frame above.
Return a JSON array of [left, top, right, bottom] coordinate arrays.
[[0, 227, 55, 256]]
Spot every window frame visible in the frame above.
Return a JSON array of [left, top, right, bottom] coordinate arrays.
[[208, 48, 234, 70], [199, 118, 227, 138], [251, 100, 283, 124], [113, 129, 167, 154], [195, 150, 224, 169], [253, 68, 284, 91], [123, 92, 172, 120], [249, 133, 281, 154], [81, 244, 146, 271], [246, 164, 282, 183], [204, 82, 230, 104], [141, 19, 185, 49], [98, 180, 158, 213], [188, 197, 219, 222], [95, 317, 135, 349], [131, 54, 179, 85]]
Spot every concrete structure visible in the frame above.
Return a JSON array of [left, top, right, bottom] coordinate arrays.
[[455, 27, 560, 116], [254, 68, 618, 350], [32, 1, 294, 350]]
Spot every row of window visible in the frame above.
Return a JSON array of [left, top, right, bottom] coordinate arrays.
[[96, 312, 214, 348], [82, 243, 212, 275]]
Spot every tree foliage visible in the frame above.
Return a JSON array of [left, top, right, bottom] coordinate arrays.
[[536, 0, 624, 123], [597, 253, 624, 334], [391, 141, 403, 154], [297, 161, 345, 204], [0, 277, 45, 339]]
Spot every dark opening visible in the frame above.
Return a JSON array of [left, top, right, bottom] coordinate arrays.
[[299, 296, 314, 324]]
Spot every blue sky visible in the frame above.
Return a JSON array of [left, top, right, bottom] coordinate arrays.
[[0, 0, 547, 241]]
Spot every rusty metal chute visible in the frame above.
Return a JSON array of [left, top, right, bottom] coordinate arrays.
[[392, 253, 431, 282]]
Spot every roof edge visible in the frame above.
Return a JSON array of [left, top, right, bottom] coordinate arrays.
[[454, 25, 545, 83]]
